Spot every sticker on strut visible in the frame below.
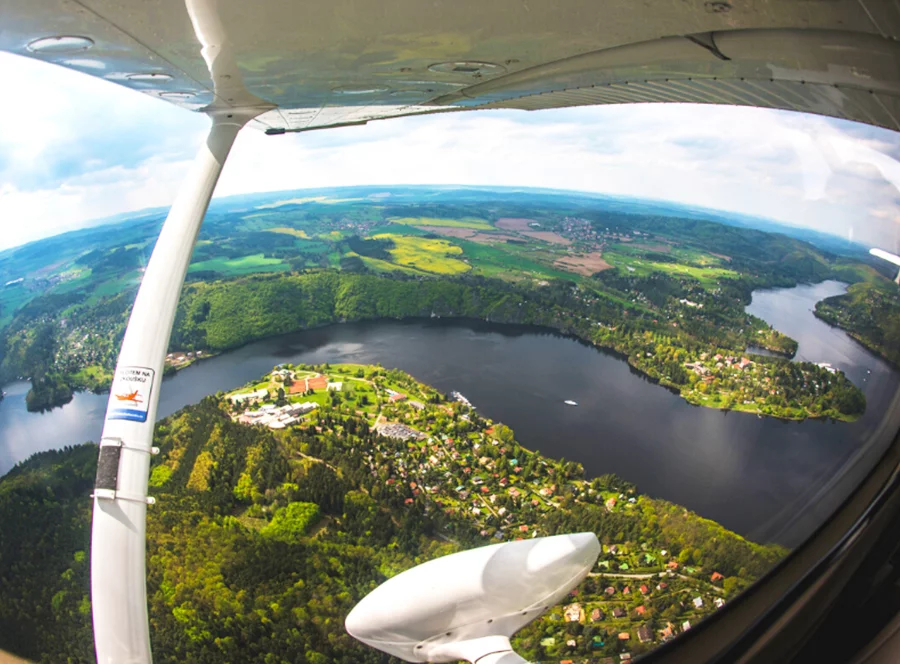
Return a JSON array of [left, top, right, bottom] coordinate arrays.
[[106, 366, 155, 422]]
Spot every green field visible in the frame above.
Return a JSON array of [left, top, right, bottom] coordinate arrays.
[[0, 283, 33, 327], [454, 239, 576, 281], [70, 364, 113, 390], [188, 253, 290, 276], [266, 227, 309, 239], [604, 250, 738, 286], [388, 216, 493, 230], [88, 270, 143, 302], [355, 254, 426, 276]]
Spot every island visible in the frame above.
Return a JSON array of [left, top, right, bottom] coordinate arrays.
[[0, 363, 787, 662]]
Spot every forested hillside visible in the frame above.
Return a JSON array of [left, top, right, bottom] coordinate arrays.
[[0, 269, 866, 420], [815, 281, 900, 366], [0, 377, 786, 663]]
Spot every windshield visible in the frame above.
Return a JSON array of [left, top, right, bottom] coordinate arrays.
[[1, 47, 899, 664]]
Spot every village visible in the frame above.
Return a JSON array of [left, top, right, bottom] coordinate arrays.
[[224, 363, 739, 661]]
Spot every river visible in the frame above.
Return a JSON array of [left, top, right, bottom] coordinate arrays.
[[1, 279, 898, 547]]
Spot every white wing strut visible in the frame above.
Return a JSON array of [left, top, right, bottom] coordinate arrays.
[[90, 111, 250, 664]]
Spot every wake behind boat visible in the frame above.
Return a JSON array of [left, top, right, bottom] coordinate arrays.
[[564, 400, 578, 406]]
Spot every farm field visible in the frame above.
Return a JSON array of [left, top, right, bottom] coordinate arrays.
[[188, 253, 290, 276], [266, 227, 309, 239], [374, 234, 471, 275], [388, 216, 493, 230]]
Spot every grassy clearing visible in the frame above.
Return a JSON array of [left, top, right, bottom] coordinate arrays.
[[70, 364, 113, 389], [454, 239, 576, 281], [388, 216, 493, 230], [356, 254, 426, 276], [88, 271, 142, 302], [373, 234, 471, 275], [0, 283, 34, 327], [188, 253, 289, 276], [266, 227, 309, 239], [604, 250, 738, 286]]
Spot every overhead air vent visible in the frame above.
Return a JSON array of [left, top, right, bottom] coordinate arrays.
[[332, 85, 390, 95], [428, 61, 506, 77], [27, 35, 93, 54], [126, 73, 173, 82]]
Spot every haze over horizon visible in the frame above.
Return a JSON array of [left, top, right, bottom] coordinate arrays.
[[2, 51, 900, 252], [1, 182, 836, 253]]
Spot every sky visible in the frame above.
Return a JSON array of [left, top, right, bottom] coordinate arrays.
[[2, 51, 900, 252]]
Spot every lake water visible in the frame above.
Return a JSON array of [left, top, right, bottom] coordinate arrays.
[[1, 279, 898, 547]]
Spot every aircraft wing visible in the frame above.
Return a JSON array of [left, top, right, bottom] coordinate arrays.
[[1, 0, 899, 132]]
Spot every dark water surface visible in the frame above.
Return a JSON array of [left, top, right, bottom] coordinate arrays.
[[1, 279, 898, 546]]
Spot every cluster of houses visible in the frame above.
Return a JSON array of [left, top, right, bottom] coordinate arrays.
[[375, 422, 425, 441], [685, 354, 753, 378], [165, 350, 203, 367]]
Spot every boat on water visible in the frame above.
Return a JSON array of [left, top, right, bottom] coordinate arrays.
[[564, 400, 578, 406]]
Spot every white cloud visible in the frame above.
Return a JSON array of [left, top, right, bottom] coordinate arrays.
[[1, 50, 900, 251]]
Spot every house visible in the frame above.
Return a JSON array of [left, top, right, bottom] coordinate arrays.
[[605, 497, 617, 510], [622, 586, 631, 595], [389, 393, 407, 403], [591, 608, 604, 622], [667, 560, 679, 570], [618, 632, 630, 641], [620, 655, 632, 662], [635, 606, 646, 616], [613, 608, 626, 619], [693, 597, 704, 608], [566, 639, 577, 647], [563, 603, 583, 623], [605, 587, 616, 596], [715, 598, 725, 608], [638, 625, 653, 644], [657, 582, 668, 591], [639, 584, 649, 595], [739, 357, 753, 370], [682, 621, 692, 631], [711, 571, 725, 583]]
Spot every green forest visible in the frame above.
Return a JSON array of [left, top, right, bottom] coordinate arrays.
[[0, 270, 867, 421], [815, 280, 900, 367], [0, 368, 787, 663]]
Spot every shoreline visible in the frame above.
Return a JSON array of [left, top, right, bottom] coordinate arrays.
[[1, 308, 865, 422]]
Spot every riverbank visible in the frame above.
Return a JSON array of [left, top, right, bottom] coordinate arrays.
[[813, 309, 900, 372], [3, 311, 898, 546], [17, 305, 863, 423], [1, 271, 867, 421]]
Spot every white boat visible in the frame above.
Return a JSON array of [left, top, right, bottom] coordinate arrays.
[[564, 400, 578, 406]]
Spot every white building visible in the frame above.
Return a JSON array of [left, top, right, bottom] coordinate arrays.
[[229, 388, 269, 403]]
